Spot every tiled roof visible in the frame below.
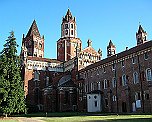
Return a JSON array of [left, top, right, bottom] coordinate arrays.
[[80, 40, 152, 72], [27, 56, 62, 63]]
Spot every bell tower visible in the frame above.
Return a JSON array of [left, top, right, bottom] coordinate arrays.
[[107, 40, 116, 57], [61, 9, 77, 38], [136, 25, 147, 45], [57, 9, 82, 61], [21, 20, 44, 58]]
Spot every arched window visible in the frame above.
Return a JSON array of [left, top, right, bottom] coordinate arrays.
[[104, 79, 107, 89], [133, 72, 139, 84], [34, 70, 39, 81], [112, 77, 116, 88], [91, 82, 94, 91], [146, 68, 152, 81], [122, 74, 127, 86], [46, 76, 49, 86], [98, 81, 101, 90]]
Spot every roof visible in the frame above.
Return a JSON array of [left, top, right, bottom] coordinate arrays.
[[58, 75, 76, 87], [80, 40, 152, 72], [107, 40, 115, 48], [62, 9, 75, 22], [27, 56, 62, 63], [81, 46, 99, 56], [87, 90, 102, 94], [26, 20, 41, 37], [138, 25, 146, 33]]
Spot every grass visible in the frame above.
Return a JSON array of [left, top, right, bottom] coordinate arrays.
[[2, 113, 152, 122], [42, 115, 152, 122]]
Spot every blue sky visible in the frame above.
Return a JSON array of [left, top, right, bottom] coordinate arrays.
[[0, 0, 152, 59]]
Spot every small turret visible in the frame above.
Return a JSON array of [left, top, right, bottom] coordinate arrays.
[[87, 39, 92, 47], [136, 24, 147, 45], [107, 40, 116, 57], [98, 48, 102, 56]]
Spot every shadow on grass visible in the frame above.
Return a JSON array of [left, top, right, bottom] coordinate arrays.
[[12, 112, 85, 117], [85, 118, 152, 122], [12, 112, 152, 117]]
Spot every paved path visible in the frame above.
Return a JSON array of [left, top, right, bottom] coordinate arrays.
[[16, 117, 44, 122]]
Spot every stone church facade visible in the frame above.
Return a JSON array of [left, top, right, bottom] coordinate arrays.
[[21, 9, 152, 113]]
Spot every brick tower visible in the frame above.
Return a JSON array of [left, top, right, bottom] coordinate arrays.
[[136, 25, 147, 46], [57, 9, 82, 61], [21, 20, 44, 59]]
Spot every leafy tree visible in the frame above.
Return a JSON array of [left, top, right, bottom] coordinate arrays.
[[0, 31, 26, 117]]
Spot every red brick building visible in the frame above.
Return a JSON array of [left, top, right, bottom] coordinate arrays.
[[79, 25, 152, 113], [21, 9, 152, 113], [21, 9, 100, 112]]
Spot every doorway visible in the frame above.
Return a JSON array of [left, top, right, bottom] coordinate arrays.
[[122, 102, 127, 112]]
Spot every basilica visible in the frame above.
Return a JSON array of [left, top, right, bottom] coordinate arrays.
[[21, 9, 152, 113]]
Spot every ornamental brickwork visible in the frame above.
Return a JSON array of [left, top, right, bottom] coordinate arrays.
[[21, 9, 152, 113]]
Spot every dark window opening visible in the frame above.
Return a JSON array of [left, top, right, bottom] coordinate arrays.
[[144, 52, 148, 60], [65, 30, 68, 35], [95, 101, 97, 107], [71, 24, 73, 29], [71, 30, 73, 35], [65, 24, 68, 29], [121, 60, 124, 67], [64, 91, 69, 104], [105, 98, 108, 107], [145, 93, 149, 100]]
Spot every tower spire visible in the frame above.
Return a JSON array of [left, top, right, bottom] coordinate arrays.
[[26, 20, 40, 37], [107, 40, 116, 57], [136, 24, 147, 45], [22, 20, 44, 58]]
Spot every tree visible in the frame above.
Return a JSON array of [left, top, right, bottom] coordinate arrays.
[[0, 31, 26, 117]]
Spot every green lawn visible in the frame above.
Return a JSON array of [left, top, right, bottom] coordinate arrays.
[[42, 115, 152, 122], [1, 113, 152, 122]]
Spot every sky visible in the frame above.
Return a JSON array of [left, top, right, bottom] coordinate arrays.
[[0, 0, 152, 59]]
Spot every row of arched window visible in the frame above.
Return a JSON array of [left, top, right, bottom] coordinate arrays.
[[85, 68, 152, 92]]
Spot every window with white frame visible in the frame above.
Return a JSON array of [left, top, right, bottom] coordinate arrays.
[[71, 24, 74, 29], [122, 74, 127, 86], [132, 57, 136, 64], [146, 68, 152, 81], [135, 92, 141, 108], [112, 63, 116, 71], [34, 70, 39, 80], [121, 60, 125, 67], [105, 98, 108, 107], [46, 76, 49, 86], [135, 92, 141, 100], [144, 52, 148, 60], [98, 81, 101, 90], [144, 90, 150, 100], [91, 82, 94, 91], [104, 79, 107, 89], [112, 95, 117, 101], [65, 24, 68, 29], [103, 67, 106, 73], [133, 72, 139, 84], [65, 30, 68, 35], [112, 77, 116, 88]]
